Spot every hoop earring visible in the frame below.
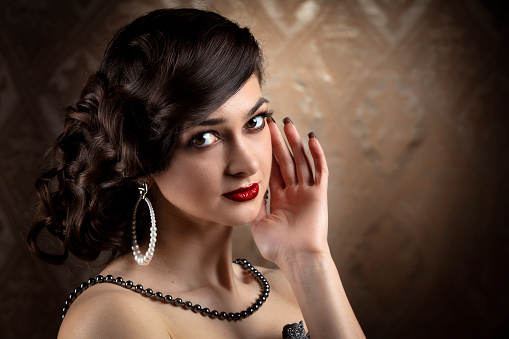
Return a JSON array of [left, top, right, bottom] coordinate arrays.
[[131, 182, 157, 266]]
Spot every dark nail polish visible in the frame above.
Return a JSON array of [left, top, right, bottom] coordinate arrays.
[[283, 117, 293, 125], [308, 132, 316, 139], [270, 117, 276, 124]]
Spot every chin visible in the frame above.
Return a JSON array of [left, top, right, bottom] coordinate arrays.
[[221, 215, 259, 227], [218, 205, 261, 226]]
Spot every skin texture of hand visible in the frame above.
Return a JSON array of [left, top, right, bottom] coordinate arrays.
[[252, 117, 365, 338], [251, 117, 330, 267]]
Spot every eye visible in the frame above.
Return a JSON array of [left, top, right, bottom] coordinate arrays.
[[245, 115, 265, 129], [190, 132, 219, 147]]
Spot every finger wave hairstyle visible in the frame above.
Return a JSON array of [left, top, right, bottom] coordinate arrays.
[[27, 8, 264, 265]]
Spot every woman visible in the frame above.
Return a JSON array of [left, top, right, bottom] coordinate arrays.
[[28, 8, 364, 338]]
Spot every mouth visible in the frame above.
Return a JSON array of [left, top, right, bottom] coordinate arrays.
[[222, 183, 259, 202]]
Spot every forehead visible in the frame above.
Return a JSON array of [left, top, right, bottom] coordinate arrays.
[[211, 76, 264, 117], [181, 76, 265, 132]]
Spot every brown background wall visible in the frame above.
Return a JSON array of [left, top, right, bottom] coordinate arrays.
[[0, 0, 508, 338]]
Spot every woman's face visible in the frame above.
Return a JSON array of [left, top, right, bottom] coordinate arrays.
[[153, 75, 272, 227]]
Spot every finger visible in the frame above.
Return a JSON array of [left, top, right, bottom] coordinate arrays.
[[283, 118, 314, 185], [269, 152, 285, 192], [269, 117, 297, 186], [308, 133, 329, 187]]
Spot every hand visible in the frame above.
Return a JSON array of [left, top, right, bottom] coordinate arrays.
[[251, 117, 330, 267]]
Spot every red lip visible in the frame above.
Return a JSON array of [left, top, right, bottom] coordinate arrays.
[[222, 183, 259, 202]]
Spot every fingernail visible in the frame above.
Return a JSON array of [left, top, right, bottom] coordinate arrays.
[[283, 117, 293, 125], [308, 132, 317, 139], [270, 117, 276, 124]]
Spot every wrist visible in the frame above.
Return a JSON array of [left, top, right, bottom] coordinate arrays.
[[276, 249, 334, 275]]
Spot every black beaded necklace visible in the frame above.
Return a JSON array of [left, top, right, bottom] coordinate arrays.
[[62, 259, 270, 321]]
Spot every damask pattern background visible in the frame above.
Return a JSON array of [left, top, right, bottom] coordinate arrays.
[[0, 0, 507, 338]]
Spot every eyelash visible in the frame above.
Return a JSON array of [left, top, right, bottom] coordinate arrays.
[[247, 111, 273, 132], [189, 110, 274, 149]]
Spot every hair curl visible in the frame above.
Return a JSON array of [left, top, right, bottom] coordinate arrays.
[[27, 8, 264, 265]]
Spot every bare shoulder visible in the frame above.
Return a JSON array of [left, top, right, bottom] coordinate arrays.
[[58, 283, 170, 339]]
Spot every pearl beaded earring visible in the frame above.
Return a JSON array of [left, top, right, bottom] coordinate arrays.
[[131, 182, 157, 266]]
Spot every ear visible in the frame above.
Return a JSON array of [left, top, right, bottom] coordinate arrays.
[[148, 176, 156, 190], [136, 176, 154, 190]]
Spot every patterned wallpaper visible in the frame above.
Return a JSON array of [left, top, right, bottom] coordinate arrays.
[[0, 0, 507, 338]]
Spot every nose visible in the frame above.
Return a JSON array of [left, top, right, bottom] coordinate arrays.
[[225, 135, 259, 178]]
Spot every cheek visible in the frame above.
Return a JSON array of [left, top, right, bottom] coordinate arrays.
[[154, 152, 223, 206]]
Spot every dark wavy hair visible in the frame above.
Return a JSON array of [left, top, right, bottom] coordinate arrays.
[[27, 8, 264, 265]]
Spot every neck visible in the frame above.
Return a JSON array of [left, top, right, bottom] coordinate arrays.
[[112, 187, 239, 293], [154, 211, 236, 289]]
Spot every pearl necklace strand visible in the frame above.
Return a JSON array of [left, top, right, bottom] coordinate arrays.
[[62, 259, 270, 321]]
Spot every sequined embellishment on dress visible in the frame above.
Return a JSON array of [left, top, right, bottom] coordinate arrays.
[[282, 320, 310, 339]]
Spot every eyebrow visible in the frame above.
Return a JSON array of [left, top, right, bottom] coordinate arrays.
[[197, 97, 269, 126]]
